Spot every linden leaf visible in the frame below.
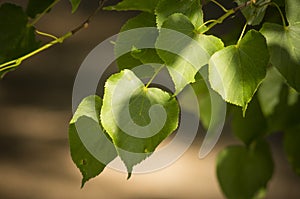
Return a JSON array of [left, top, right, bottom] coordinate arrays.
[[209, 30, 269, 113], [100, 70, 179, 177]]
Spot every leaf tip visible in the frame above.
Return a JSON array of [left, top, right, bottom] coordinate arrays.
[[127, 172, 132, 180]]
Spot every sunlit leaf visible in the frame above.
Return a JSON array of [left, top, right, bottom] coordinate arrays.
[[156, 13, 224, 95], [100, 70, 179, 176], [217, 140, 274, 199], [209, 30, 269, 113], [69, 95, 117, 187]]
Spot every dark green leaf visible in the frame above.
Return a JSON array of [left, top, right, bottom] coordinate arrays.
[[104, 0, 159, 13], [284, 125, 300, 176], [235, 0, 270, 25], [26, 0, 55, 18], [217, 140, 274, 199], [260, 0, 300, 92], [69, 0, 81, 13], [69, 95, 117, 187], [231, 96, 267, 145], [209, 30, 269, 113], [156, 13, 223, 95], [155, 0, 203, 28], [0, 3, 40, 67], [100, 70, 179, 176]]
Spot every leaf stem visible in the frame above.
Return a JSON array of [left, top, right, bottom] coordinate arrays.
[[29, 0, 61, 26], [237, 23, 248, 46], [210, 0, 228, 12], [201, 0, 252, 34], [145, 65, 165, 88], [36, 30, 58, 40], [271, 2, 287, 27]]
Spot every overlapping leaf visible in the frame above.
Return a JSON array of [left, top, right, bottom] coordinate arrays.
[[260, 0, 300, 92], [217, 140, 274, 199], [155, 0, 203, 28], [209, 30, 269, 113], [114, 12, 162, 71], [235, 0, 270, 25], [69, 95, 117, 186], [100, 70, 179, 176], [156, 13, 224, 95], [104, 0, 159, 13]]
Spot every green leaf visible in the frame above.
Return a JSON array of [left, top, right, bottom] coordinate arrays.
[[115, 12, 162, 70], [235, 0, 270, 25], [69, 95, 117, 187], [0, 3, 40, 65], [260, 0, 300, 92], [284, 125, 300, 176], [209, 30, 269, 113], [156, 13, 224, 95], [69, 0, 81, 13], [217, 140, 274, 199], [231, 96, 267, 145], [104, 0, 159, 13], [155, 0, 203, 28], [258, 67, 284, 116], [101, 70, 179, 176], [26, 0, 55, 18]]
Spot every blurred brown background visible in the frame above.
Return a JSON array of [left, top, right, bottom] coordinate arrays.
[[0, 0, 300, 198]]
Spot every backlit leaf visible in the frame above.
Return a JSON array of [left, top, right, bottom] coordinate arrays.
[[209, 30, 269, 113], [156, 13, 224, 95], [100, 70, 179, 176], [69, 95, 117, 187]]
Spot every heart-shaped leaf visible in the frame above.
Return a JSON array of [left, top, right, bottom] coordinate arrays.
[[156, 13, 224, 95], [209, 30, 269, 113], [69, 95, 117, 187], [100, 69, 179, 177], [26, 0, 55, 18], [69, 0, 81, 13], [217, 140, 274, 199], [260, 0, 300, 92]]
